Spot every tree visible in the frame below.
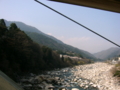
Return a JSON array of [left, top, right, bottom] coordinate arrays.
[[9, 23, 18, 30], [0, 19, 6, 27], [0, 19, 8, 37]]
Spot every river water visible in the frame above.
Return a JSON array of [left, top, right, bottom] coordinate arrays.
[[45, 67, 99, 90], [20, 66, 99, 90]]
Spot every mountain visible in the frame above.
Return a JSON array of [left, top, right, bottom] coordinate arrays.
[[0, 19, 95, 81], [4, 20, 63, 44], [26, 31, 96, 60], [94, 47, 120, 60], [1, 20, 73, 81], [4, 19, 96, 60]]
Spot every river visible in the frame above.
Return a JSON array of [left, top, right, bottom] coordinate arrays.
[[20, 62, 119, 90]]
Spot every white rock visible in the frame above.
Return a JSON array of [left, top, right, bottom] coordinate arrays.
[[71, 88, 79, 90]]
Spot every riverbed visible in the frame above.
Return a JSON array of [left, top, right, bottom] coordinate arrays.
[[19, 62, 120, 90]]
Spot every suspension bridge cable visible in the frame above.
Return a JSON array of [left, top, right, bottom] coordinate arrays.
[[34, 0, 120, 48]]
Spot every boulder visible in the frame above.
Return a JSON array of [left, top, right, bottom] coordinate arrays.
[[71, 88, 79, 90], [58, 87, 67, 90]]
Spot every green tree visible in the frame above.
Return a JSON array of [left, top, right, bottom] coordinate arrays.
[[9, 23, 18, 30], [0, 19, 7, 37], [0, 19, 6, 27]]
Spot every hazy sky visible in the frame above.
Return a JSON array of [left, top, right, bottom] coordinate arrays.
[[1, 0, 120, 53]]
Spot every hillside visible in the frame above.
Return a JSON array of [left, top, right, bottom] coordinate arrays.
[[26, 31, 96, 60], [0, 19, 69, 80], [0, 19, 94, 81], [5, 20, 63, 44], [94, 47, 120, 60], [4, 19, 96, 60]]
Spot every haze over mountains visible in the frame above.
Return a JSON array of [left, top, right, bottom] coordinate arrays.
[[5, 19, 96, 60], [94, 47, 120, 60]]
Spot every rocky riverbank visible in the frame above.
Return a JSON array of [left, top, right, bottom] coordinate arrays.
[[19, 62, 120, 90], [73, 62, 120, 90]]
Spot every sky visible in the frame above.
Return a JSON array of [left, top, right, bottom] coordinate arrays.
[[0, 0, 120, 53]]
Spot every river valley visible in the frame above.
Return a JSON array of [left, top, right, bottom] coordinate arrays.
[[19, 62, 120, 90]]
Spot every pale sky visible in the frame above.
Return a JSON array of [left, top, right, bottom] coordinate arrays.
[[1, 0, 120, 53]]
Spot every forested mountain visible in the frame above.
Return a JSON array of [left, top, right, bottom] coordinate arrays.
[[25, 32, 96, 60], [94, 47, 120, 60], [5, 20, 63, 44], [4, 20, 96, 60], [0, 19, 68, 80], [0, 19, 93, 81]]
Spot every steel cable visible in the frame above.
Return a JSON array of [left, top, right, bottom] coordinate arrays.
[[34, 0, 120, 47]]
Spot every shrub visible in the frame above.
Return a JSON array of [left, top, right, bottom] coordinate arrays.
[[112, 62, 120, 77]]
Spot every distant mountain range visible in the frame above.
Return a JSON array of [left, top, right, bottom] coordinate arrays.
[[4, 19, 97, 60], [94, 47, 120, 60]]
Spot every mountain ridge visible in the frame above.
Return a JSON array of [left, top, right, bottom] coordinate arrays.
[[4, 19, 97, 60], [94, 47, 120, 60], [4, 20, 64, 44]]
